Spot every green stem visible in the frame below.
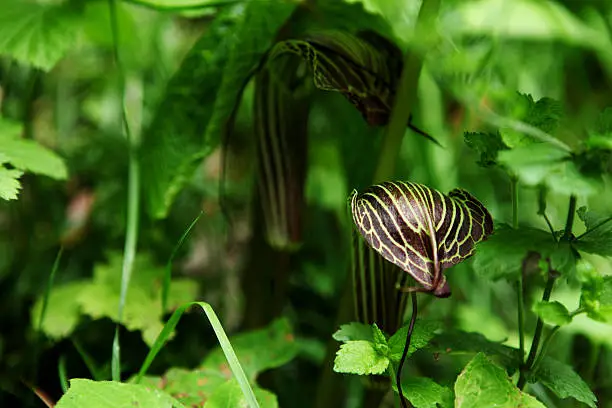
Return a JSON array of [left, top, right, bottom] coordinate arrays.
[[530, 325, 560, 374], [517, 274, 556, 389], [372, 0, 440, 183], [577, 216, 612, 240], [511, 177, 525, 363], [109, 0, 141, 382], [121, 0, 240, 12], [562, 195, 577, 242]]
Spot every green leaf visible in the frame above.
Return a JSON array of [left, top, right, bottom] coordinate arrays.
[[31, 253, 198, 346], [532, 301, 571, 326], [204, 379, 277, 408], [575, 207, 612, 257], [141, 2, 296, 218], [464, 131, 507, 167], [441, 0, 604, 47], [135, 368, 227, 407], [395, 377, 453, 408], [332, 322, 374, 343], [31, 281, 89, 340], [455, 353, 545, 408], [0, 165, 23, 201], [498, 144, 599, 197], [533, 357, 597, 408], [55, 379, 184, 408], [0, 118, 68, 180], [388, 320, 439, 362], [333, 340, 389, 375], [351, 181, 493, 297], [201, 318, 298, 381], [0, 0, 80, 70], [429, 330, 520, 370], [579, 260, 612, 323], [472, 224, 554, 281], [586, 107, 612, 149]]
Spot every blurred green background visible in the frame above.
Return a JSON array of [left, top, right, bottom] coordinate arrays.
[[1, 0, 612, 407]]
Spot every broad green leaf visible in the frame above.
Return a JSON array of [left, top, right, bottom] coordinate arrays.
[[201, 318, 298, 381], [141, 2, 296, 218], [351, 181, 493, 297], [532, 301, 571, 327], [585, 107, 612, 150], [455, 353, 545, 408], [31, 281, 89, 339], [333, 322, 374, 343], [464, 131, 507, 167], [575, 207, 612, 257], [333, 340, 389, 375], [135, 368, 226, 407], [500, 94, 563, 147], [579, 260, 612, 323], [0, 118, 68, 180], [0, 0, 80, 70], [388, 320, 439, 362], [533, 357, 597, 408], [204, 379, 277, 408], [31, 253, 198, 345], [0, 166, 23, 201], [473, 224, 556, 281], [395, 377, 453, 408], [429, 330, 520, 370], [56, 379, 184, 408], [498, 144, 599, 197], [441, 0, 604, 47]]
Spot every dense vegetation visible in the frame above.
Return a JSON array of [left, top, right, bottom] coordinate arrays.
[[1, 0, 612, 407]]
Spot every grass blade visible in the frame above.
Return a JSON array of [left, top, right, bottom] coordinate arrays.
[[58, 355, 69, 393], [134, 301, 259, 408], [162, 211, 203, 313]]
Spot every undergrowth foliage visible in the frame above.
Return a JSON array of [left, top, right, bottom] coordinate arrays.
[[1, 0, 612, 407]]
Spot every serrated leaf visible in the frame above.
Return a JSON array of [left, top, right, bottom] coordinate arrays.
[[133, 368, 227, 407], [498, 144, 599, 197], [31, 253, 198, 346], [532, 301, 571, 326], [429, 330, 520, 370], [579, 260, 612, 323], [0, 118, 68, 179], [455, 353, 545, 408], [388, 320, 439, 362], [395, 377, 453, 408], [31, 281, 89, 339], [0, 166, 23, 200], [204, 379, 277, 408], [201, 318, 298, 381], [0, 0, 80, 70], [464, 131, 507, 167], [472, 224, 555, 281], [141, 2, 296, 218], [575, 207, 612, 257], [55, 379, 184, 408], [334, 340, 389, 375], [333, 322, 374, 343], [533, 357, 597, 408]]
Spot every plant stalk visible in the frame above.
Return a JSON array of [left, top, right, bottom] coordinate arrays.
[[562, 195, 577, 242], [109, 0, 141, 382], [511, 177, 525, 363]]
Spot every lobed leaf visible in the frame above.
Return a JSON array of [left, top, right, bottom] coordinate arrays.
[[56, 379, 184, 408], [203, 379, 277, 408], [333, 340, 389, 375], [575, 207, 612, 257], [455, 353, 544, 408], [0, 0, 80, 70], [463, 131, 507, 167], [533, 357, 597, 408], [351, 181, 493, 297], [578, 259, 612, 323], [0, 166, 23, 201]]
